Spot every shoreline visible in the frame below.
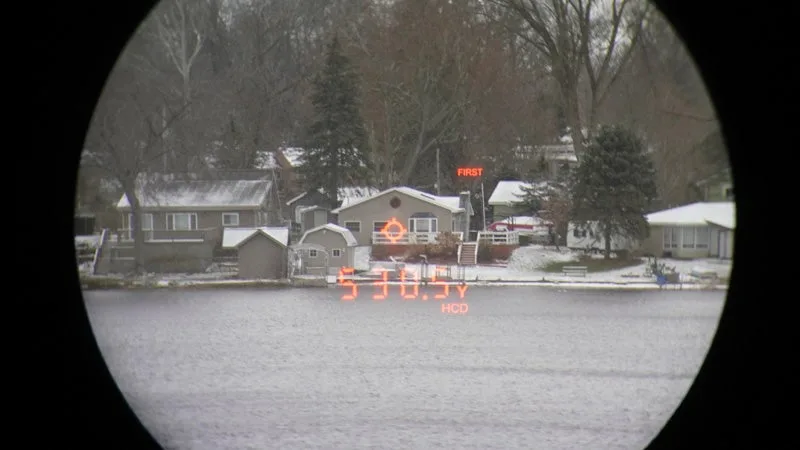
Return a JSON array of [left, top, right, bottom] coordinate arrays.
[[79, 275, 727, 291]]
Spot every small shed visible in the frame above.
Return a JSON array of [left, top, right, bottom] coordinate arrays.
[[222, 227, 290, 279], [298, 223, 367, 272]]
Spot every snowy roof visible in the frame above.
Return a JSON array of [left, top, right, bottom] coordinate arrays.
[[488, 180, 550, 205], [646, 202, 735, 229], [117, 179, 271, 209], [222, 227, 289, 249], [331, 186, 465, 214], [255, 151, 280, 170], [278, 147, 304, 168], [513, 144, 577, 162], [299, 223, 358, 247], [328, 186, 380, 208], [491, 216, 551, 226]]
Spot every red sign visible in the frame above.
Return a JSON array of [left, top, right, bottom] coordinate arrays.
[[457, 167, 483, 177]]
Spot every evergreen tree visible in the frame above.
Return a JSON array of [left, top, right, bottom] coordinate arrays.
[[298, 36, 371, 204], [570, 125, 659, 259]]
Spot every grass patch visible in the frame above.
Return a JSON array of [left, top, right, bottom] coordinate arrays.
[[541, 256, 644, 273]]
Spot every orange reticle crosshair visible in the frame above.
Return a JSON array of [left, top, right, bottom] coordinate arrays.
[[380, 217, 407, 244]]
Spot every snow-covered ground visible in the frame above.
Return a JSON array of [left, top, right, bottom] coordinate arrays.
[[75, 234, 101, 248], [78, 245, 732, 290]]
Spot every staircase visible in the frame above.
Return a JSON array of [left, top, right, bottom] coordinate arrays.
[[459, 242, 479, 266]]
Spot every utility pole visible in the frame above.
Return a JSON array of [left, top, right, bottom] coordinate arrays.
[[436, 147, 441, 195], [480, 181, 487, 231]]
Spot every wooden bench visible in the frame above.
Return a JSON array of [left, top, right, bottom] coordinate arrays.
[[562, 265, 588, 277]]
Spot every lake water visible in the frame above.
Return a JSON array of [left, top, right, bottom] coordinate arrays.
[[83, 286, 726, 450]]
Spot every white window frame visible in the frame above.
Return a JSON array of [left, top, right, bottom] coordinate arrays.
[[166, 213, 198, 231], [663, 226, 681, 249], [126, 213, 153, 240], [128, 213, 153, 231], [309, 249, 318, 258], [332, 248, 343, 258], [222, 212, 240, 227], [344, 221, 361, 233], [695, 226, 709, 249], [373, 221, 388, 232], [682, 227, 696, 248], [408, 217, 438, 233]]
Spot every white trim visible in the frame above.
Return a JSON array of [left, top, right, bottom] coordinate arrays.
[[408, 217, 438, 233], [166, 212, 198, 231], [332, 248, 343, 258], [343, 221, 361, 233], [286, 191, 308, 206], [331, 187, 462, 214], [222, 212, 240, 226]]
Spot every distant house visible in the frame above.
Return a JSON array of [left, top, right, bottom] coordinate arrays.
[[513, 143, 579, 180], [692, 168, 734, 202], [296, 223, 368, 274], [115, 176, 276, 247], [641, 202, 735, 259], [487, 180, 551, 221], [274, 146, 306, 195], [221, 227, 290, 279], [566, 221, 639, 252], [285, 186, 380, 234], [331, 186, 474, 246]]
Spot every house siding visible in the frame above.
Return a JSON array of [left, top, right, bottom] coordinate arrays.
[[301, 229, 354, 269], [120, 208, 266, 247], [336, 191, 456, 246], [237, 234, 287, 279], [641, 224, 723, 259]]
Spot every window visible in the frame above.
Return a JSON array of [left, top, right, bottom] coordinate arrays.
[[222, 213, 239, 226], [409, 217, 438, 233], [309, 249, 318, 257], [663, 227, 678, 249], [332, 249, 342, 258], [373, 221, 387, 232], [128, 213, 153, 230], [166, 213, 198, 231], [724, 186, 734, 200], [573, 227, 587, 238], [682, 227, 695, 248], [344, 221, 361, 232], [695, 227, 709, 248]]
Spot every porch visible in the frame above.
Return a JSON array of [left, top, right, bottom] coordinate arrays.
[[114, 228, 217, 243], [371, 231, 464, 245]]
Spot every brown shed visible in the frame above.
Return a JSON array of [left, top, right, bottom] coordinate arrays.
[[223, 227, 290, 279]]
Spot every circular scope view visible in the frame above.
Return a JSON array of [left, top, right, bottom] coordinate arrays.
[[77, 0, 733, 448]]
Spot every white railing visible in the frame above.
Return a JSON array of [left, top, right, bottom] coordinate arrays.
[[91, 228, 107, 275], [116, 228, 215, 243], [477, 231, 520, 245], [371, 231, 464, 245]]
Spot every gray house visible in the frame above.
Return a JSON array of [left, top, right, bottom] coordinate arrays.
[[222, 227, 290, 279], [297, 223, 368, 273], [116, 176, 277, 247], [94, 175, 278, 274], [331, 186, 473, 246]]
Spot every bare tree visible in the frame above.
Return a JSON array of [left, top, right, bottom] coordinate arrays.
[[486, 0, 651, 160], [82, 32, 191, 274]]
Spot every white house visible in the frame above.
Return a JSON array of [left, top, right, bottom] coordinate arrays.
[[642, 202, 735, 259]]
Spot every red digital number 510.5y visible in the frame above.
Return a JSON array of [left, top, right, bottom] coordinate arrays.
[[337, 267, 468, 301]]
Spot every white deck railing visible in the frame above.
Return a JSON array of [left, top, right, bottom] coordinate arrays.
[[477, 231, 520, 245], [116, 228, 215, 243], [372, 231, 464, 245]]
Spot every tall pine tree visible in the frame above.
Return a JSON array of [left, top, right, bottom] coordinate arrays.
[[299, 36, 371, 204], [571, 125, 659, 259]]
